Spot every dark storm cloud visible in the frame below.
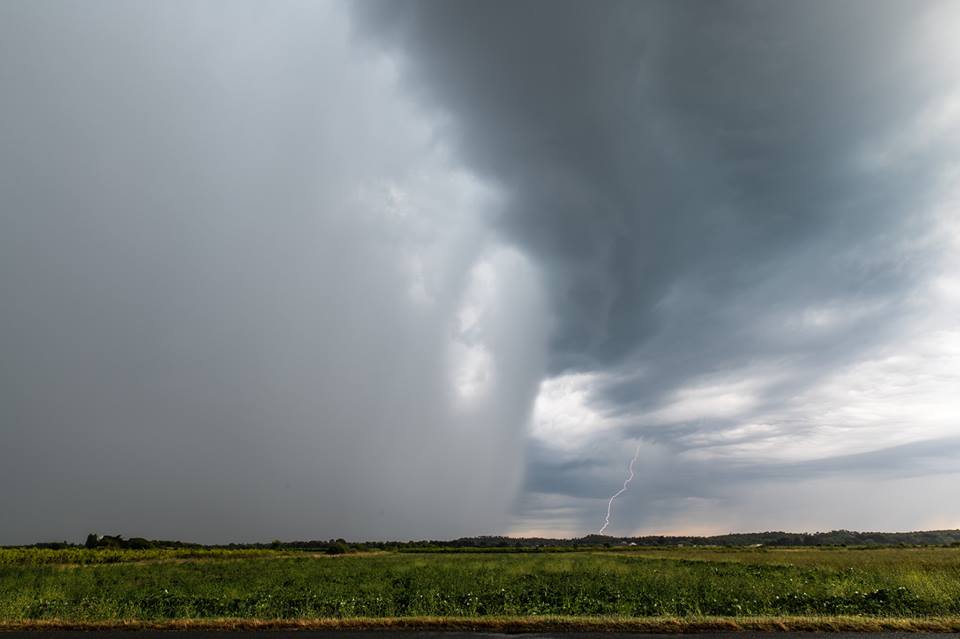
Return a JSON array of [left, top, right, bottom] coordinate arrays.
[[354, 0, 960, 533], [355, 0, 943, 373], [525, 435, 960, 503]]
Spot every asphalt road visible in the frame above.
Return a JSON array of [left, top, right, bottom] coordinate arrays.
[[3, 633, 960, 639]]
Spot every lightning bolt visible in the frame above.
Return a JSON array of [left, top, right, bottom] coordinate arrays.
[[597, 443, 641, 535]]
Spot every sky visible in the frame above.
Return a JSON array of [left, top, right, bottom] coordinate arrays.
[[2, 0, 959, 544]]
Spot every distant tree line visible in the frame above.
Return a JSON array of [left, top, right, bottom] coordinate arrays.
[[76, 534, 364, 554], [82, 534, 196, 550], [356, 529, 960, 550], [9, 529, 960, 551]]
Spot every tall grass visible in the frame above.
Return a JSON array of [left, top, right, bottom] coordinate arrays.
[[3, 548, 960, 622]]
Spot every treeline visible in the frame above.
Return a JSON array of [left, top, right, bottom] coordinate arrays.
[[446, 530, 960, 548], [372, 529, 960, 549], [608, 530, 960, 547], [81, 534, 362, 555], [14, 529, 960, 552]]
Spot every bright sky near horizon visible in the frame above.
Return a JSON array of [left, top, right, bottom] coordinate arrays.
[[2, 0, 960, 544]]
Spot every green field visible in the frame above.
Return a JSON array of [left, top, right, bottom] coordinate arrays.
[[4, 546, 960, 630]]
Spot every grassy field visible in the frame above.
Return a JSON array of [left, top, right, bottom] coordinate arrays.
[[3, 546, 960, 630]]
